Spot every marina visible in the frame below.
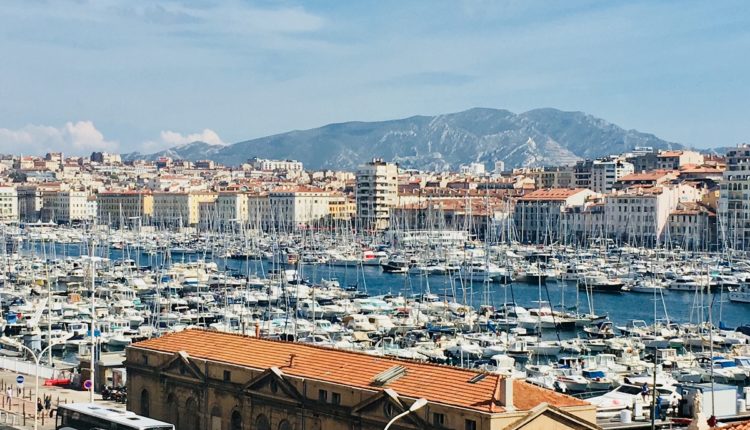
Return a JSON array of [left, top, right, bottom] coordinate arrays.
[[1, 223, 750, 425]]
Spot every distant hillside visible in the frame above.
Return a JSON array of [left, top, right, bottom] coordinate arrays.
[[124, 107, 684, 170]]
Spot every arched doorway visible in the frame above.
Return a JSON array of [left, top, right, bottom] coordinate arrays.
[[255, 414, 270, 430], [231, 410, 243, 430], [181, 397, 199, 430], [140, 389, 150, 417], [278, 420, 292, 430]]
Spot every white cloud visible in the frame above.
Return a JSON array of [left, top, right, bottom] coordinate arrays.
[[159, 128, 225, 146], [0, 121, 117, 156]]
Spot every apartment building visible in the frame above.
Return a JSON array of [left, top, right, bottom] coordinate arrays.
[[41, 190, 94, 224], [126, 329, 597, 430], [356, 159, 398, 230], [216, 192, 249, 227], [590, 158, 634, 193], [604, 186, 680, 246], [17, 184, 60, 222], [328, 194, 355, 221], [719, 144, 750, 249], [667, 202, 717, 250], [152, 192, 218, 227], [573, 160, 593, 189], [514, 188, 595, 244], [656, 150, 704, 170], [248, 157, 303, 173], [0, 186, 18, 223], [97, 191, 154, 227], [268, 187, 336, 229]]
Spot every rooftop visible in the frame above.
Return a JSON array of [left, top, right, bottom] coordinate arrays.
[[518, 188, 588, 201], [131, 329, 587, 413]]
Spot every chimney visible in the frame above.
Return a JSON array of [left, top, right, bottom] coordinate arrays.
[[494, 376, 514, 412], [254, 322, 260, 338], [288, 354, 297, 368]]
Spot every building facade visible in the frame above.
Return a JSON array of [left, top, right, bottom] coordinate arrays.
[[514, 188, 595, 244], [719, 144, 750, 249], [356, 159, 398, 231], [152, 192, 218, 227], [590, 159, 634, 194], [97, 191, 154, 227], [0, 186, 18, 223], [126, 330, 597, 430], [40, 190, 94, 224]]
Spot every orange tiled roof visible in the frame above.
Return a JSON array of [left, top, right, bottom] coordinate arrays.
[[659, 150, 683, 157], [131, 329, 587, 413], [714, 420, 750, 430], [519, 188, 588, 201], [618, 170, 674, 182]]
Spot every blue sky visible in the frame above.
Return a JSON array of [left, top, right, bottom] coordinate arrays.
[[0, 0, 748, 155]]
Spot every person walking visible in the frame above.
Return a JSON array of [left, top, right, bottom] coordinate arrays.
[[5, 386, 12, 407], [36, 397, 43, 418], [44, 394, 52, 417]]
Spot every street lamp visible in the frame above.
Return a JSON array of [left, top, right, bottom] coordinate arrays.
[[384, 398, 428, 430], [0, 339, 63, 430]]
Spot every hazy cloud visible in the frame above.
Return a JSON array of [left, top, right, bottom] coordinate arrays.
[[0, 121, 117, 156], [160, 129, 225, 146]]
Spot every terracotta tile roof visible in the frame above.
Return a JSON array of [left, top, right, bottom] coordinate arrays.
[[659, 150, 684, 157], [618, 170, 675, 182], [518, 188, 588, 201], [131, 329, 588, 413], [714, 420, 750, 430]]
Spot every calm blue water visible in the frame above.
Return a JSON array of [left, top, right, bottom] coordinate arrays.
[[22, 241, 750, 329]]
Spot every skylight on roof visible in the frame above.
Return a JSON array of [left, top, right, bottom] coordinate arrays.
[[371, 365, 407, 387], [468, 373, 488, 384]]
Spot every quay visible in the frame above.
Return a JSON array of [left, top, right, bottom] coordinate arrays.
[[0, 368, 106, 430]]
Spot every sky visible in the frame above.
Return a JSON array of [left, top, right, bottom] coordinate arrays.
[[0, 0, 748, 156]]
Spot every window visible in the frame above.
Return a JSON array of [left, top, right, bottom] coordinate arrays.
[[224, 370, 231, 382], [465, 419, 477, 430], [331, 392, 341, 406], [383, 402, 396, 418], [318, 389, 328, 402], [433, 413, 445, 427]]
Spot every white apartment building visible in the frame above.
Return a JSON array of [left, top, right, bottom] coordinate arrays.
[[719, 144, 750, 249], [152, 192, 217, 227], [248, 157, 303, 173], [268, 187, 335, 229], [356, 159, 398, 230], [41, 190, 94, 224], [604, 186, 681, 246], [514, 188, 595, 243], [0, 186, 18, 223], [459, 162, 486, 176], [590, 158, 634, 194]]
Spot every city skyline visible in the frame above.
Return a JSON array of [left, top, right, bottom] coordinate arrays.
[[1, 0, 749, 155]]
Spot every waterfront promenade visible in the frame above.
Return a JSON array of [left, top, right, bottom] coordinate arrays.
[[0, 368, 105, 429]]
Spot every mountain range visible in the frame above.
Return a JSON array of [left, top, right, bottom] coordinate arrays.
[[123, 107, 684, 170]]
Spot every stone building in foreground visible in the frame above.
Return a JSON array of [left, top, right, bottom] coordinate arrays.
[[126, 330, 598, 430]]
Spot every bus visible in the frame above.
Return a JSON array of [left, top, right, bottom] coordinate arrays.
[[57, 403, 174, 430]]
